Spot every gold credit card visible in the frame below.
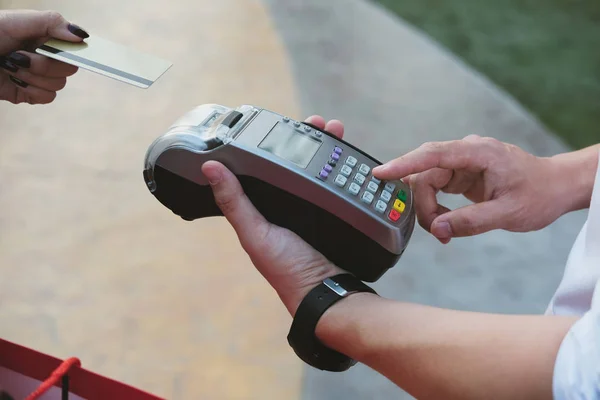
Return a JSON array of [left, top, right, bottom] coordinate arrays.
[[35, 36, 172, 89]]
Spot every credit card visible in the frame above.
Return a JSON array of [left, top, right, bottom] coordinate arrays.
[[35, 36, 172, 89]]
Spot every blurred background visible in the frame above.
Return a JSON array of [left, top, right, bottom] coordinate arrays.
[[0, 0, 596, 399]]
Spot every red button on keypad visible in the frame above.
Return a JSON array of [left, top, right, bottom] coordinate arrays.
[[389, 209, 401, 222]]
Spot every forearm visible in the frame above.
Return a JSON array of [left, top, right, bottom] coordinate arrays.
[[315, 293, 578, 400], [549, 143, 600, 213]]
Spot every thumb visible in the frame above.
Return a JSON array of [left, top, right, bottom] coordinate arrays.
[[430, 200, 505, 240], [3, 10, 89, 42], [201, 161, 270, 250]]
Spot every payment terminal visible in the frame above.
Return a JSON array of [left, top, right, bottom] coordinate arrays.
[[143, 104, 415, 282]]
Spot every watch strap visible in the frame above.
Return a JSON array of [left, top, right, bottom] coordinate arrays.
[[287, 273, 377, 371]]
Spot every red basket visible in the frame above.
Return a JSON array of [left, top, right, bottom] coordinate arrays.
[[0, 338, 163, 400]]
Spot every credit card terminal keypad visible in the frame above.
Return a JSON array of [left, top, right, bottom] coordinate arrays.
[[303, 123, 410, 224]]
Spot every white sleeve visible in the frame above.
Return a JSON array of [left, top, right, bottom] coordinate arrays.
[[552, 302, 600, 399]]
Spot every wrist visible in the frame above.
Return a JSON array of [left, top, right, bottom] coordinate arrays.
[[547, 146, 599, 214], [286, 273, 378, 371], [275, 263, 346, 316], [314, 291, 383, 362]]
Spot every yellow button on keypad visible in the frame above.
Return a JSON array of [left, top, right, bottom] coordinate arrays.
[[393, 199, 405, 213]]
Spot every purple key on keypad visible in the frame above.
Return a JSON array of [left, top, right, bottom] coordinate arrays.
[[331, 153, 340, 161], [334, 146, 343, 154], [324, 164, 333, 173], [319, 170, 329, 179]]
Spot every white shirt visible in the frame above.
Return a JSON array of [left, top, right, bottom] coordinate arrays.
[[546, 151, 600, 399]]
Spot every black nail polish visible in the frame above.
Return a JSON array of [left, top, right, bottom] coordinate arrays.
[[7, 52, 30, 68], [9, 75, 28, 88], [0, 58, 18, 73], [68, 23, 89, 39]]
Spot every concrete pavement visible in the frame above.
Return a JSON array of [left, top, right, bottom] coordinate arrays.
[[0, 0, 588, 399]]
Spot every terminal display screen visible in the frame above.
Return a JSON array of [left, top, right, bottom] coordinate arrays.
[[258, 123, 321, 168]]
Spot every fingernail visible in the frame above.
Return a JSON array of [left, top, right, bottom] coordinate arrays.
[[7, 52, 30, 68], [0, 58, 18, 73], [68, 23, 89, 39], [373, 165, 385, 174], [433, 221, 452, 239], [204, 166, 221, 185], [9, 76, 28, 88]]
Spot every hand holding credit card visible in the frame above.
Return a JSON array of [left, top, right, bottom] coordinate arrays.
[[36, 35, 172, 89]]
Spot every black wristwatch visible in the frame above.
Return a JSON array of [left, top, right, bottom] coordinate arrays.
[[287, 273, 377, 372]]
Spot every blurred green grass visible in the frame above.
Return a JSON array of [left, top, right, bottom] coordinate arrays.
[[373, 0, 600, 150]]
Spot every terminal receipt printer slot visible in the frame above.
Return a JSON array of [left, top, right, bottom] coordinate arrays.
[[143, 104, 415, 282]]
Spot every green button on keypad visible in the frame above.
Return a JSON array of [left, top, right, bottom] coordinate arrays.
[[397, 189, 407, 202]]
